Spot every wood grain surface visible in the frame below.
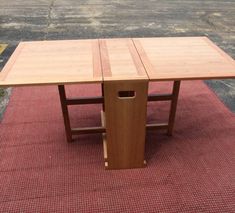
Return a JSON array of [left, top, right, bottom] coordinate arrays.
[[0, 39, 102, 86], [1, 37, 235, 87], [133, 37, 235, 81], [103, 80, 148, 169], [100, 38, 148, 81]]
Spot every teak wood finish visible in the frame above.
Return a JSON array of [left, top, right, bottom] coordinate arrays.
[[103, 81, 148, 169], [0, 40, 103, 86], [58, 85, 105, 143], [1, 37, 235, 170], [100, 38, 149, 169], [1, 37, 235, 86], [99, 38, 147, 81], [167, 81, 181, 136], [133, 37, 235, 81]]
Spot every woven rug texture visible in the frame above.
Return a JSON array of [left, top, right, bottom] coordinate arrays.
[[0, 81, 234, 212]]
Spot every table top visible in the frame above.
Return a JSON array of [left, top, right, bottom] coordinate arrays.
[[133, 37, 235, 81], [0, 40, 102, 86], [99, 38, 148, 81], [0, 37, 235, 87]]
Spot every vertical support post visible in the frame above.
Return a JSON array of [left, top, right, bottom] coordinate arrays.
[[58, 85, 72, 142], [104, 80, 148, 169], [167, 81, 181, 136], [101, 83, 105, 111]]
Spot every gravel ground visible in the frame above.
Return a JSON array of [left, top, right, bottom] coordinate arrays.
[[0, 0, 235, 118]]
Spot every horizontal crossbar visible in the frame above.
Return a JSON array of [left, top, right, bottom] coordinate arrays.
[[146, 123, 168, 130], [71, 126, 106, 135], [66, 94, 172, 106], [71, 123, 168, 135], [66, 96, 104, 105], [148, 94, 173, 101]]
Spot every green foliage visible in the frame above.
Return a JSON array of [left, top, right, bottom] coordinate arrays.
[[0, 88, 5, 98]]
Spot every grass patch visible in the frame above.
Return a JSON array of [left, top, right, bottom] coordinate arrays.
[[0, 88, 5, 98]]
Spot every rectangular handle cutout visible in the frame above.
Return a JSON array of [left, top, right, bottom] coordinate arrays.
[[118, 91, 136, 99]]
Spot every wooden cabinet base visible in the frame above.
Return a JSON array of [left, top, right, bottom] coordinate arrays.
[[103, 80, 148, 169], [102, 110, 147, 170]]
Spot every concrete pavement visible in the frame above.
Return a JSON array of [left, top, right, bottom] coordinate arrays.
[[0, 0, 235, 111]]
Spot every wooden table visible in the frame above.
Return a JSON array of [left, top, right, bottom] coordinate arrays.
[[0, 37, 235, 169]]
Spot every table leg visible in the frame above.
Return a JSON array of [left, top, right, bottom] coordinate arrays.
[[58, 85, 106, 143], [58, 85, 73, 142], [101, 83, 105, 111], [167, 81, 181, 135], [103, 80, 148, 169]]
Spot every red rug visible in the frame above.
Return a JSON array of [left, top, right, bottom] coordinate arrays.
[[0, 81, 234, 212]]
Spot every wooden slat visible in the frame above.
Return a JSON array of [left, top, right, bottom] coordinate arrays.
[[167, 81, 181, 135], [133, 37, 235, 81], [0, 40, 103, 87], [99, 39, 112, 77], [148, 94, 173, 101], [146, 123, 168, 130], [101, 110, 108, 161], [58, 85, 73, 143], [132, 39, 155, 78], [66, 96, 104, 105], [92, 40, 102, 78], [71, 126, 105, 135], [128, 40, 147, 76], [103, 135, 108, 161]]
